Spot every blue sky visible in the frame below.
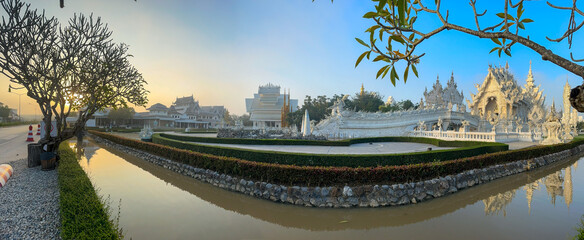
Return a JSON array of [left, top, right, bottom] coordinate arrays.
[[0, 0, 582, 115]]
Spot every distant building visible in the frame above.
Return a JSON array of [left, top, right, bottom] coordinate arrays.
[[142, 95, 226, 129], [245, 83, 298, 128], [85, 95, 226, 129]]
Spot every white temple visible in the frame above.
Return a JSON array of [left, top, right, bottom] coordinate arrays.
[[313, 62, 578, 143], [245, 83, 298, 128]]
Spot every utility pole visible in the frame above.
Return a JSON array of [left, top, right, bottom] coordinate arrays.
[[8, 85, 24, 121]]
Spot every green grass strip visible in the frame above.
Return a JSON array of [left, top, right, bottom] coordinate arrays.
[[57, 142, 122, 240]]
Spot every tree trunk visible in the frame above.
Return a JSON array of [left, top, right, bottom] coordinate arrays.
[[27, 143, 42, 168]]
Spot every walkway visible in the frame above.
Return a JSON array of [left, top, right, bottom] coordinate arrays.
[[192, 142, 453, 154], [0, 125, 61, 239]]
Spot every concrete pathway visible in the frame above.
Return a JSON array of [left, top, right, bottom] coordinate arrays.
[[195, 142, 453, 155], [0, 125, 41, 164], [507, 141, 540, 150]]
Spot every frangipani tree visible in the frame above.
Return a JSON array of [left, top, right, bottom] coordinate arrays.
[[0, 0, 147, 147]]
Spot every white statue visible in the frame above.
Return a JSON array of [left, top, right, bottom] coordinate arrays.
[[330, 94, 350, 117], [418, 120, 425, 131]]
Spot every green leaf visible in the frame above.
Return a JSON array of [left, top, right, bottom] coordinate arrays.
[[521, 18, 534, 23], [489, 47, 499, 54], [504, 48, 512, 56], [366, 25, 380, 33], [379, 0, 387, 9], [363, 12, 377, 19], [355, 38, 370, 48], [398, 0, 406, 25], [517, 3, 524, 19], [496, 13, 515, 21], [377, 65, 389, 79], [373, 55, 386, 62], [379, 29, 384, 41], [381, 65, 390, 78], [518, 22, 525, 30], [404, 65, 410, 83], [390, 35, 405, 44], [389, 67, 398, 86], [411, 64, 418, 77], [355, 51, 368, 68], [491, 38, 501, 45], [391, 66, 399, 80], [497, 48, 502, 57]]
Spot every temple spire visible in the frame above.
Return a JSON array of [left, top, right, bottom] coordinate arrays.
[[360, 83, 365, 96], [526, 60, 534, 86]]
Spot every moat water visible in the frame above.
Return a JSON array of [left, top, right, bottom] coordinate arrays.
[[71, 139, 584, 240]]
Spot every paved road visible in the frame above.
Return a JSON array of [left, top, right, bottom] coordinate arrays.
[[0, 125, 40, 164]]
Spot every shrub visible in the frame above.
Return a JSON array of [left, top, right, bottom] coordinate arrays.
[[153, 133, 508, 167], [159, 133, 488, 148], [57, 142, 122, 239]]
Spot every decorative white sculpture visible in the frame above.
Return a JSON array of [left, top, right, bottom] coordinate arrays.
[[562, 80, 575, 141], [139, 125, 153, 141], [542, 102, 563, 145], [437, 117, 443, 131], [418, 120, 426, 131], [301, 109, 311, 136], [329, 94, 349, 117], [460, 120, 470, 132]]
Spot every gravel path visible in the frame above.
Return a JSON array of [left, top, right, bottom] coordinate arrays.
[[0, 159, 61, 240]]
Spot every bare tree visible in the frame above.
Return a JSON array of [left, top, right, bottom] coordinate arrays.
[[354, 0, 584, 111], [0, 0, 147, 148]]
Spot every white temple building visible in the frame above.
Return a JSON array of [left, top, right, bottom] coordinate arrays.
[[245, 83, 298, 128], [467, 62, 546, 133], [313, 62, 579, 143]]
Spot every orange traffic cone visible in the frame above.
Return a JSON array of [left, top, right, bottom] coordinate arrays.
[[36, 124, 41, 135], [26, 125, 34, 142]]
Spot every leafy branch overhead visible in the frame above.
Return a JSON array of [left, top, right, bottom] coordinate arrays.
[[353, 0, 584, 86]]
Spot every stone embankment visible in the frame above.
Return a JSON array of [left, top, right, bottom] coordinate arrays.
[[92, 134, 584, 208]]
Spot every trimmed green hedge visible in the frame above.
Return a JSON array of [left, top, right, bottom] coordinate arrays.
[[160, 133, 494, 148], [57, 142, 122, 239], [153, 133, 508, 167], [89, 131, 584, 186]]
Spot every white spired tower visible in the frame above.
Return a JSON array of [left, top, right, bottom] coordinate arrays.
[[563, 79, 574, 141]]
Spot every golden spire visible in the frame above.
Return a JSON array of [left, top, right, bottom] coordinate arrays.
[[360, 83, 365, 96]]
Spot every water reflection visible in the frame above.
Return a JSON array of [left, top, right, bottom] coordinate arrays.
[[483, 161, 578, 216], [483, 190, 516, 216], [71, 139, 584, 239]]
